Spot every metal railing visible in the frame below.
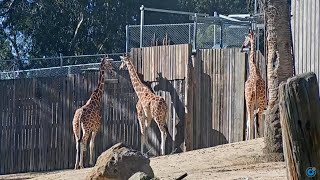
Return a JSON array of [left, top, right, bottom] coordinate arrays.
[[0, 53, 123, 80]]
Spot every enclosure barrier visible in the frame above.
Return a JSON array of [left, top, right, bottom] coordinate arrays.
[[0, 44, 266, 175]]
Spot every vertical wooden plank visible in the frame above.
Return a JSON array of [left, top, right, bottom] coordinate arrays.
[[29, 80, 35, 172], [33, 79, 40, 172], [234, 51, 246, 141], [144, 47, 148, 81], [227, 49, 232, 142], [0, 81, 3, 174], [65, 75, 70, 169], [316, 0, 320, 87], [214, 50, 219, 145], [223, 49, 228, 143], [208, 49, 213, 146], [182, 44, 187, 80], [195, 50, 202, 149], [61, 76, 66, 169], [211, 50, 216, 145], [230, 49, 236, 142], [303, 0, 308, 73]]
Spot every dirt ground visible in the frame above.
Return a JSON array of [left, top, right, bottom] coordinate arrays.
[[0, 138, 286, 180]]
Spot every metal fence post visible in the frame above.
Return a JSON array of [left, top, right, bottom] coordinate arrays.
[[125, 25, 129, 53], [220, 23, 223, 48], [213, 12, 218, 47], [193, 13, 197, 52], [188, 24, 191, 44], [140, 5, 145, 48], [59, 53, 63, 67]]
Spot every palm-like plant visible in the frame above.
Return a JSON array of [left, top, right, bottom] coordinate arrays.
[[262, 0, 294, 156]]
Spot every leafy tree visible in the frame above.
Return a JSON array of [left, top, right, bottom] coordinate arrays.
[[179, 0, 248, 15], [0, 0, 250, 70]]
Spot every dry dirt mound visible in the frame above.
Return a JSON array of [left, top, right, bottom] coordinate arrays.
[[0, 138, 286, 180]]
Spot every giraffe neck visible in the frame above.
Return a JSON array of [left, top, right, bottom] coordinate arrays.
[[249, 40, 261, 77], [86, 68, 106, 108], [126, 60, 153, 98]]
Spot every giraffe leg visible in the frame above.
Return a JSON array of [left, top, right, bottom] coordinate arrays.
[[136, 101, 146, 153], [154, 114, 167, 156], [74, 134, 80, 169], [257, 101, 266, 138], [73, 110, 82, 170], [89, 131, 97, 166], [254, 109, 259, 138], [155, 122, 167, 156], [246, 104, 254, 141], [79, 127, 89, 169]]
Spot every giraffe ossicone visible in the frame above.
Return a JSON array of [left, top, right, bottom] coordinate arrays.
[[72, 56, 114, 170]]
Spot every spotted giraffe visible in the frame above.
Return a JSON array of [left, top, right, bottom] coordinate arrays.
[[119, 55, 168, 155], [72, 57, 113, 169], [241, 30, 267, 140]]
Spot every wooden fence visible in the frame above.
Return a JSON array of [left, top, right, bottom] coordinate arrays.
[[291, 0, 320, 93], [0, 44, 266, 175], [0, 70, 143, 174], [130, 45, 266, 150]]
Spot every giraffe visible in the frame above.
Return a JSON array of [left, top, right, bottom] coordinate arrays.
[[72, 56, 114, 169], [119, 55, 168, 155], [240, 30, 267, 140]]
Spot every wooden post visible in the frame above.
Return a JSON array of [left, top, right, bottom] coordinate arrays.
[[279, 72, 320, 180], [184, 53, 195, 151]]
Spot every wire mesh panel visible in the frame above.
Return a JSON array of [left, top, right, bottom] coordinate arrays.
[[127, 22, 250, 50], [222, 25, 250, 48], [127, 23, 193, 50], [196, 23, 222, 49]]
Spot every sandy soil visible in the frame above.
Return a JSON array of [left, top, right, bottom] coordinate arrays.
[[0, 138, 286, 180]]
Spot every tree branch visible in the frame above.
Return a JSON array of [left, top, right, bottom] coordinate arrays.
[[69, 12, 84, 53], [0, 0, 15, 16], [96, 37, 108, 53]]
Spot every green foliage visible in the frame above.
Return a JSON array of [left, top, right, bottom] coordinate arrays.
[[196, 24, 220, 48], [0, 0, 249, 70], [179, 0, 248, 15]]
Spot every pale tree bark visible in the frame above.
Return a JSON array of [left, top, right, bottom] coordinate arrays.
[[263, 0, 294, 158]]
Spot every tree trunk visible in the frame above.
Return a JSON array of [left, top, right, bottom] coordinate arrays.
[[279, 72, 320, 180], [263, 0, 294, 157]]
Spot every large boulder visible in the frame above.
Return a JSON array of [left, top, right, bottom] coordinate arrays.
[[86, 143, 154, 180]]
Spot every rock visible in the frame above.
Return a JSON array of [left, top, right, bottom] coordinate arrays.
[[128, 172, 160, 180], [128, 172, 152, 180], [86, 143, 154, 180]]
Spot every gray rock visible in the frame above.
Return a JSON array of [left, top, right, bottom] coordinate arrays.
[[128, 172, 152, 180], [86, 143, 154, 180]]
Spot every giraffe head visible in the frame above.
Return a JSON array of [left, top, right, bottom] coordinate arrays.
[[119, 54, 130, 70], [100, 56, 114, 73], [240, 30, 254, 51]]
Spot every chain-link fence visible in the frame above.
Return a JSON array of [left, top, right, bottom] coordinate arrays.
[[126, 20, 252, 51], [0, 53, 123, 80]]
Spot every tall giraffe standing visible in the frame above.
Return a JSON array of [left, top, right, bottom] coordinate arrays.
[[119, 55, 168, 155], [73, 57, 113, 169], [241, 30, 267, 140]]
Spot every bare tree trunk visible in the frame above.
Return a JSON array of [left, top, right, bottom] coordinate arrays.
[[263, 0, 293, 158]]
